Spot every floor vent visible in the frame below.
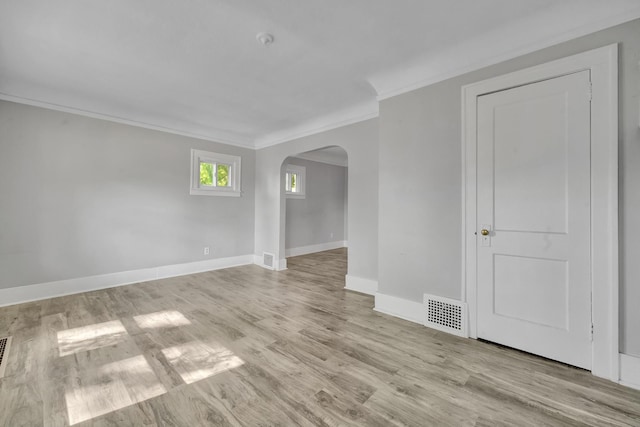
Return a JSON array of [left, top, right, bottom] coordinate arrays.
[[423, 294, 468, 338], [262, 252, 275, 269], [0, 336, 12, 378]]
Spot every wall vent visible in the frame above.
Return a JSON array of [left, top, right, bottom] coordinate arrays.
[[423, 294, 468, 338], [0, 336, 12, 378], [262, 252, 275, 269]]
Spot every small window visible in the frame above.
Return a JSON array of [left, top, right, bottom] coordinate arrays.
[[285, 164, 306, 198], [190, 149, 241, 196]]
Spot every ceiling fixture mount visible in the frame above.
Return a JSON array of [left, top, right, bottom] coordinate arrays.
[[256, 32, 274, 46]]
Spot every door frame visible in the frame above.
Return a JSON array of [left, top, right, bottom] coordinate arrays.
[[461, 44, 619, 380]]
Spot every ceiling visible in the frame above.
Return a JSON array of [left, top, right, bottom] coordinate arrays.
[[1, 1, 639, 149], [293, 146, 348, 167]]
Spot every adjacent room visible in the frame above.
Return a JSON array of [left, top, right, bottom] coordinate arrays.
[[1, 1, 639, 425]]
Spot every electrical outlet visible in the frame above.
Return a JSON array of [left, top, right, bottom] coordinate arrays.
[[203, 246, 210, 255], [330, 232, 334, 239]]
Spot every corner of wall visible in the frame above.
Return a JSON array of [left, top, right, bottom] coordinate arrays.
[[619, 353, 640, 391], [252, 254, 287, 271], [344, 275, 377, 295]]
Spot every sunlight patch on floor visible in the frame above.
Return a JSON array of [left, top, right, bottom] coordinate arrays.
[[57, 320, 128, 357], [65, 355, 166, 425], [162, 341, 244, 384], [133, 310, 191, 329]]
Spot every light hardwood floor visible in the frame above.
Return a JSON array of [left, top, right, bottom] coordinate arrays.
[[1, 248, 639, 426]]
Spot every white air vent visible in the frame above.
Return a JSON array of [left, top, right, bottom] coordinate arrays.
[[263, 252, 275, 269], [0, 336, 12, 378], [423, 294, 468, 338]]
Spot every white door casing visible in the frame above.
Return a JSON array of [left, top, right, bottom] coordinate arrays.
[[476, 71, 592, 369], [462, 44, 618, 380]]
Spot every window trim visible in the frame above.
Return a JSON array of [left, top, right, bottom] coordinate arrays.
[[285, 164, 306, 199], [190, 149, 241, 197]]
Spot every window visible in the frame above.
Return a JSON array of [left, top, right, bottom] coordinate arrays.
[[285, 164, 306, 198], [190, 149, 241, 196]]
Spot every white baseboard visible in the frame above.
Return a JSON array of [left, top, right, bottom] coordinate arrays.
[[620, 353, 640, 390], [0, 254, 254, 308], [344, 275, 377, 296], [254, 254, 273, 270], [252, 254, 264, 267], [374, 292, 423, 325], [285, 240, 347, 257], [252, 255, 287, 271], [276, 258, 287, 271]]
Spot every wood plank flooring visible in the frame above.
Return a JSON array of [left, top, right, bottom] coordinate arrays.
[[0, 248, 639, 426]]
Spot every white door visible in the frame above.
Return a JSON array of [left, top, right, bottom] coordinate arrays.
[[476, 70, 592, 369]]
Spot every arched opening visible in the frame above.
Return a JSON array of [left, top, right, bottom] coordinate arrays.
[[279, 146, 349, 279]]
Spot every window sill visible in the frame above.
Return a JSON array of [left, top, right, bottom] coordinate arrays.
[[190, 188, 241, 197], [286, 192, 305, 199]]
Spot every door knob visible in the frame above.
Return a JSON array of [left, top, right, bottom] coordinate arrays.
[[481, 229, 490, 236]]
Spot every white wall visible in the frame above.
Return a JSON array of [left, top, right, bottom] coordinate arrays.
[[0, 100, 255, 289], [254, 119, 378, 283], [285, 158, 347, 252], [378, 19, 640, 356]]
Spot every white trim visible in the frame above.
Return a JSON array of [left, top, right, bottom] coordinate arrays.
[[1, 91, 379, 153], [374, 293, 423, 325], [0, 92, 254, 149], [253, 254, 274, 270], [252, 255, 264, 268], [254, 102, 378, 149], [619, 354, 640, 391], [376, 8, 640, 101], [190, 149, 242, 197], [285, 164, 306, 198], [293, 153, 348, 168], [285, 240, 346, 258], [0, 92, 377, 152], [3, 11, 638, 153], [251, 253, 286, 271], [0, 254, 254, 308], [275, 258, 287, 271], [344, 275, 377, 296], [462, 44, 619, 380], [285, 194, 306, 200]]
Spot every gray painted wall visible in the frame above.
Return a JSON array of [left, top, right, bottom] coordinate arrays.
[[0, 101, 255, 289], [255, 119, 378, 282], [378, 19, 640, 356], [285, 158, 347, 250]]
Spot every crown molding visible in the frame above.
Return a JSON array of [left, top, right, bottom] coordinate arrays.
[[6, 8, 636, 151], [373, 7, 640, 101], [0, 92, 255, 149], [1, 91, 379, 151], [292, 152, 348, 168], [254, 101, 379, 150]]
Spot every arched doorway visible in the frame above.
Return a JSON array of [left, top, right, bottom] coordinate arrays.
[[279, 146, 348, 274]]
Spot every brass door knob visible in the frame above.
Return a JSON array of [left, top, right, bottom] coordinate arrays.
[[480, 229, 490, 236]]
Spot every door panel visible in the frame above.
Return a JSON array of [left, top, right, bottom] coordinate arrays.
[[493, 93, 569, 233], [493, 255, 568, 330], [476, 70, 592, 369]]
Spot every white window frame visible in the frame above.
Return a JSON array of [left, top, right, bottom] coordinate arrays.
[[190, 149, 241, 197], [285, 164, 306, 199]]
